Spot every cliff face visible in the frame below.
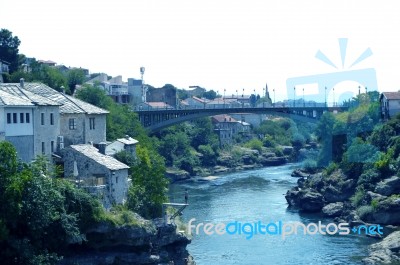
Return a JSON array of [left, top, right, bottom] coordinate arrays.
[[60, 218, 194, 265]]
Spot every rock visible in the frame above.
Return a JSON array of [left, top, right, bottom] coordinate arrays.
[[217, 155, 234, 167], [262, 152, 276, 158], [262, 156, 287, 166], [297, 177, 306, 188], [362, 231, 400, 265], [213, 166, 230, 174], [60, 220, 193, 265], [291, 168, 310, 178], [375, 176, 400, 196], [322, 202, 344, 217], [366, 191, 387, 202], [285, 188, 324, 212], [166, 169, 190, 182], [280, 145, 294, 155], [369, 197, 400, 225]]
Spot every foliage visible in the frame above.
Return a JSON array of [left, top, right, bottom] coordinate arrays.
[[198, 144, 218, 166], [0, 143, 107, 264], [202, 90, 217, 100], [67, 68, 86, 94], [0, 28, 21, 73], [244, 138, 263, 153], [127, 146, 169, 219], [351, 187, 366, 207]]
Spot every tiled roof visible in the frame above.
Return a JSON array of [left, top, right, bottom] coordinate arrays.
[[147, 102, 173, 108], [0, 90, 35, 106], [23, 83, 109, 114], [0, 83, 61, 106], [117, 136, 139, 145], [212, 114, 238, 123], [70, 144, 129, 170], [382, 92, 400, 100]]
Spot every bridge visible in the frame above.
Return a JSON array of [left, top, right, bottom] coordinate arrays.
[[135, 105, 348, 132]]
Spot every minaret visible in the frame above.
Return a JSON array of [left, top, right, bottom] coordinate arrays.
[[265, 83, 272, 105]]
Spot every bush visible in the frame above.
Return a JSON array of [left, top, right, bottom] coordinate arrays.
[[351, 188, 366, 207], [324, 162, 338, 176], [303, 159, 318, 172], [263, 135, 276, 147], [244, 138, 263, 153], [357, 205, 374, 220]]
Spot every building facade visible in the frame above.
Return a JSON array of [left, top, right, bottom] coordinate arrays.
[[380, 92, 400, 120]]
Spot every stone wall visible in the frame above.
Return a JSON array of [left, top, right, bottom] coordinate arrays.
[[33, 105, 60, 159], [62, 147, 129, 205], [60, 113, 86, 146], [84, 114, 106, 144]]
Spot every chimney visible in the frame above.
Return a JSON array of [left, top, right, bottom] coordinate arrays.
[[125, 135, 130, 140], [98, 142, 107, 155], [20, 78, 24, 88]]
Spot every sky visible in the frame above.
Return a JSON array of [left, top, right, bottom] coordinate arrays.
[[1, 0, 399, 102]]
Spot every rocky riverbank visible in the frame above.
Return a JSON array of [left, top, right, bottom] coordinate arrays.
[[60, 215, 194, 265], [285, 167, 400, 265], [166, 146, 293, 182]]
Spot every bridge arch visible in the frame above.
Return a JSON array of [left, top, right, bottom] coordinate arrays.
[[135, 106, 347, 133]]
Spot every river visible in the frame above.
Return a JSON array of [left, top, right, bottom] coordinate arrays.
[[169, 163, 375, 265]]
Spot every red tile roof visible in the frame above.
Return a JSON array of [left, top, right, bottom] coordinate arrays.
[[212, 114, 238, 123]]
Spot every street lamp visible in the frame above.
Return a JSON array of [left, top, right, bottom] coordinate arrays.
[[293, 87, 296, 107], [365, 86, 368, 94], [358, 85, 361, 96], [303, 88, 305, 107], [224, 89, 226, 108], [236, 89, 238, 99]]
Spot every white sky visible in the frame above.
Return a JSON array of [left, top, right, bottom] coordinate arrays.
[[1, 0, 399, 101]]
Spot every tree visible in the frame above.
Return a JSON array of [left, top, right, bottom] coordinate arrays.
[[67, 68, 86, 95], [127, 146, 168, 219], [0, 29, 21, 73], [203, 90, 217, 100]]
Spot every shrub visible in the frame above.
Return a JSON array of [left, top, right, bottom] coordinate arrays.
[[244, 138, 263, 153], [351, 188, 366, 207], [303, 159, 318, 172], [357, 205, 374, 220], [263, 135, 276, 148]]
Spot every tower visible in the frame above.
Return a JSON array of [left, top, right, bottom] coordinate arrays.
[[140, 67, 148, 103]]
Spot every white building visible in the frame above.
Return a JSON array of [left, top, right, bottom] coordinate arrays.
[[380, 92, 400, 120], [0, 82, 61, 162], [24, 83, 109, 147]]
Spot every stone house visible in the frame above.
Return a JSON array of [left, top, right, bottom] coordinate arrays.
[[380, 92, 400, 120], [105, 135, 139, 157], [24, 83, 109, 147], [212, 114, 239, 146], [62, 144, 130, 207], [0, 82, 61, 162]]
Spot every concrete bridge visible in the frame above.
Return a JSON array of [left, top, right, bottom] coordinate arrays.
[[135, 105, 348, 132]]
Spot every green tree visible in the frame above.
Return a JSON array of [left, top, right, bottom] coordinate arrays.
[[67, 68, 86, 95], [0, 28, 21, 73], [127, 146, 168, 218]]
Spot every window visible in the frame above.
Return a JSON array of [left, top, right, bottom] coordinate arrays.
[[13, 113, 17, 123], [20, 113, 24, 123], [41, 113, 45, 125], [51, 141, 54, 153], [69, 118, 76, 130], [50, 113, 54, 125], [41, 142, 45, 154], [116, 176, 118, 184], [26, 113, 30, 123], [7, 113, 11, 124], [89, 117, 95, 130]]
